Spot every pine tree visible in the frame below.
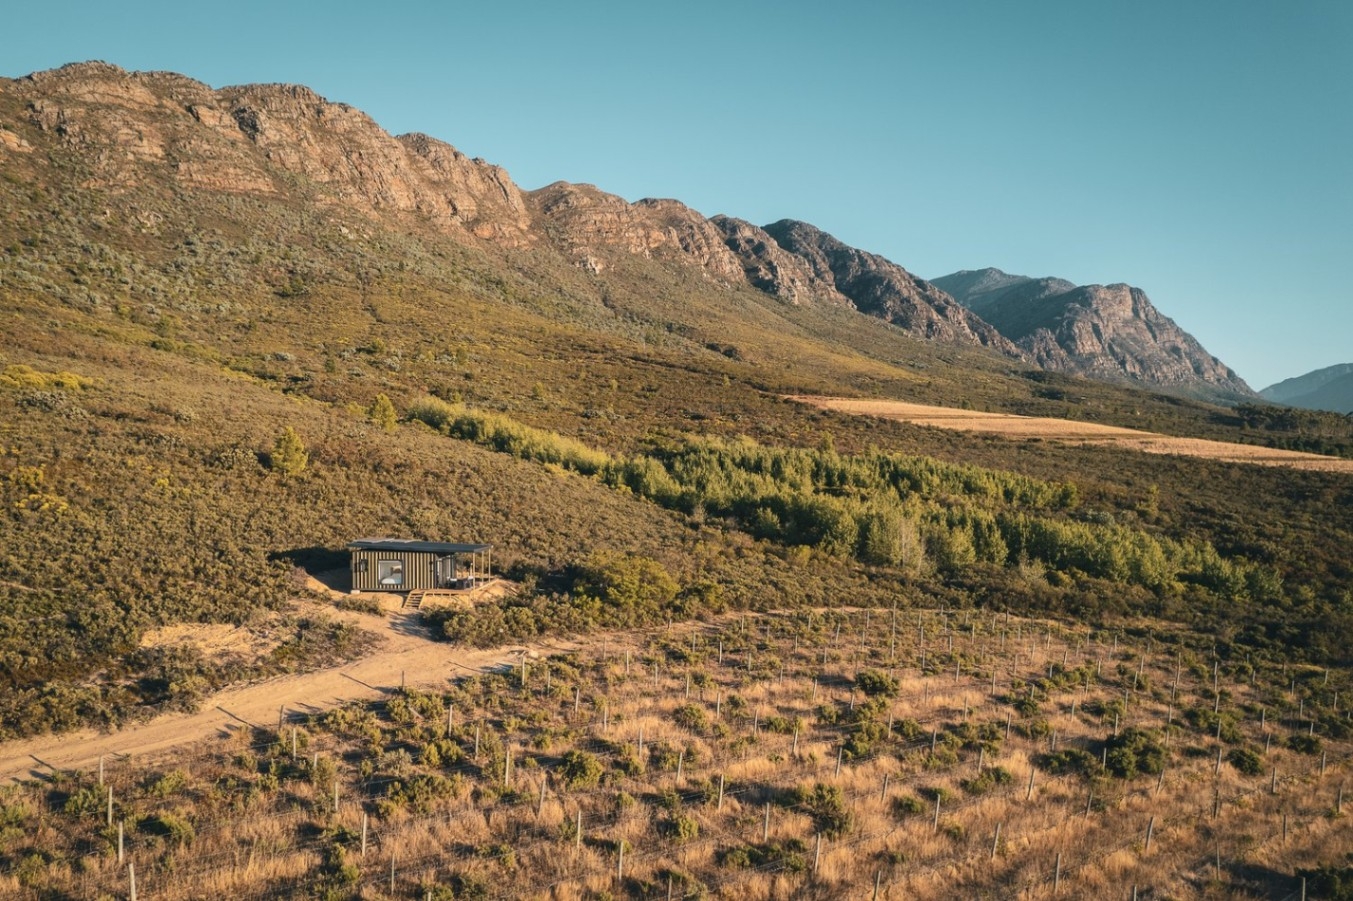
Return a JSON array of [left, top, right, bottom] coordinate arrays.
[[368, 393, 397, 432], [270, 427, 308, 476]]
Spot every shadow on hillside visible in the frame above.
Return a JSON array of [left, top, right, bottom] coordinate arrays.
[[270, 547, 351, 593]]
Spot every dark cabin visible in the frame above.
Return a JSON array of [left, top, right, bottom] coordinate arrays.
[[348, 538, 492, 593]]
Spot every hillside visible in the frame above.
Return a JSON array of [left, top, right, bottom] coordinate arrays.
[[933, 268, 1254, 403], [1, 60, 1352, 731], [1262, 363, 1353, 414], [2, 57, 1353, 901]]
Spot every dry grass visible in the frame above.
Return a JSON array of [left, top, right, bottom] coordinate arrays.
[[792, 395, 1353, 473], [0, 608, 1348, 899]]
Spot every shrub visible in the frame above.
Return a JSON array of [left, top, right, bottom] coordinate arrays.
[[672, 703, 708, 733], [269, 427, 308, 476], [855, 669, 899, 697], [1103, 728, 1168, 778], [559, 750, 603, 790], [1227, 747, 1264, 776], [792, 783, 853, 837], [367, 393, 398, 431]]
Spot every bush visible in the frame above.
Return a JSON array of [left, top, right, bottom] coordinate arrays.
[[559, 750, 603, 789], [855, 669, 899, 697], [269, 427, 308, 476], [1103, 728, 1167, 779], [1227, 747, 1263, 776], [792, 783, 853, 837], [367, 393, 398, 431]]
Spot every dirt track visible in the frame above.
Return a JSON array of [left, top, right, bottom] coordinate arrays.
[[0, 609, 575, 783], [793, 396, 1353, 473]]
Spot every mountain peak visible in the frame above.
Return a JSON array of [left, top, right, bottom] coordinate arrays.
[[933, 270, 1251, 402]]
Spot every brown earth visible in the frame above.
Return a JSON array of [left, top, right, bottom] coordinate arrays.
[[0, 603, 567, 784], [792, 395, 1353, 473]]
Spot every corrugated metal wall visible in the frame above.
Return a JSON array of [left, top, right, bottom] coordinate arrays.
[[350, 550, 438, 592]]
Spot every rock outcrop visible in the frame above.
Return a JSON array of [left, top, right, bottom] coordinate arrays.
[[761, 221, 1018, 352], [527, 182, 744, 281], [934, 268, 1253, 400], [6, 61, 536, 245], [709, 216, 848, 306]]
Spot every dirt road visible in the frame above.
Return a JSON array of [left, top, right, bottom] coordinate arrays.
[[793, 396, 1353, 473], [0, 609, 576, 783]]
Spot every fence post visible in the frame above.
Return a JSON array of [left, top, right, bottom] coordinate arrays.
[[763, 802, 771, 842], [814, 834, 822, 873], [991, 822, 1002, 860], [117, 820, 124, 864], [128, 863, 136, 901], [1144, 815, 1155, 852], [361, 812, 368, 856], [717, 774, 725, 810], [107, 785, 113, 829]]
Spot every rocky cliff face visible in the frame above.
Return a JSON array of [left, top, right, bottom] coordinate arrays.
[[934, 268, 1253, 400], [6, 61, 536, 245], [3, 63, 1252, 385], [709, 216, 848, 306], [526, 182, 745, 281], [761, 222, 1017, 352]]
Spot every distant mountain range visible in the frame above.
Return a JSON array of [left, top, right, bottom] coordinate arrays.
[[0, 62, 1256, 404], [932, 269, 1253, 403], [1261, 364, 1353, 414]]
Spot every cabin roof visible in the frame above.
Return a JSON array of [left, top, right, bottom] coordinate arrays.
[[348, 538, 492, 555]]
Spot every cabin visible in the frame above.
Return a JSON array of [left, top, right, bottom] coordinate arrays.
[[347, 538, 492, 593]]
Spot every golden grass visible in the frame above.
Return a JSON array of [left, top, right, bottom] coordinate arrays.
[[792, 395, 1353, 473], [0, 608, 1347, 899]]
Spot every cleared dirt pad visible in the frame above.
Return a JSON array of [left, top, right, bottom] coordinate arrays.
[[793, 395, 1353, 473]]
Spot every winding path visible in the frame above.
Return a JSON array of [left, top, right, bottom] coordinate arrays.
[[0, 610, 575, 783]]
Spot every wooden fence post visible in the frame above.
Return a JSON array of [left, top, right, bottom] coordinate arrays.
[[128, 863, 136, 901], [991, 822, 1002, 860]]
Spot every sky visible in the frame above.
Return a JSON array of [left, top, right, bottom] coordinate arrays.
[[4, 1, 1350, 390]]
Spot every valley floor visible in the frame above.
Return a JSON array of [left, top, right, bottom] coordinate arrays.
[[794, 396, 1353, 472]]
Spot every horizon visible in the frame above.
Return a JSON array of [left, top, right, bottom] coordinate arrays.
[[4, 1, 1350, 390]]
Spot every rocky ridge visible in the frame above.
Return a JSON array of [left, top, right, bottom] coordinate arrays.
[[2, 62, 1255, 395], [934, 268, 1253, 401]]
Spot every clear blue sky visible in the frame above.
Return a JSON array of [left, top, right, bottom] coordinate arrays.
[[5, 1, 1350, 390]]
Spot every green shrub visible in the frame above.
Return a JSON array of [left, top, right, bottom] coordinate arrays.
[[268, 427, 308, 476], [791, 783, 853, 837], [559, 750, 603, 790], [855, 669, 899, 697]]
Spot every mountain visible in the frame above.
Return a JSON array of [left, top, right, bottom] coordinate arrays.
[[932, 268, 1254, 402], [757, 221, 1016, 352], [1261, 364, 1353, 414]]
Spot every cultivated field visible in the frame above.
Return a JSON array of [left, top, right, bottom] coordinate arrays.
[[792, 396, 1353, 473]]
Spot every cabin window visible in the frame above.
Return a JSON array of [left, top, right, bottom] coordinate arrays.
[[377, 560, 404, 587], [355, 559, 369, 574]]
